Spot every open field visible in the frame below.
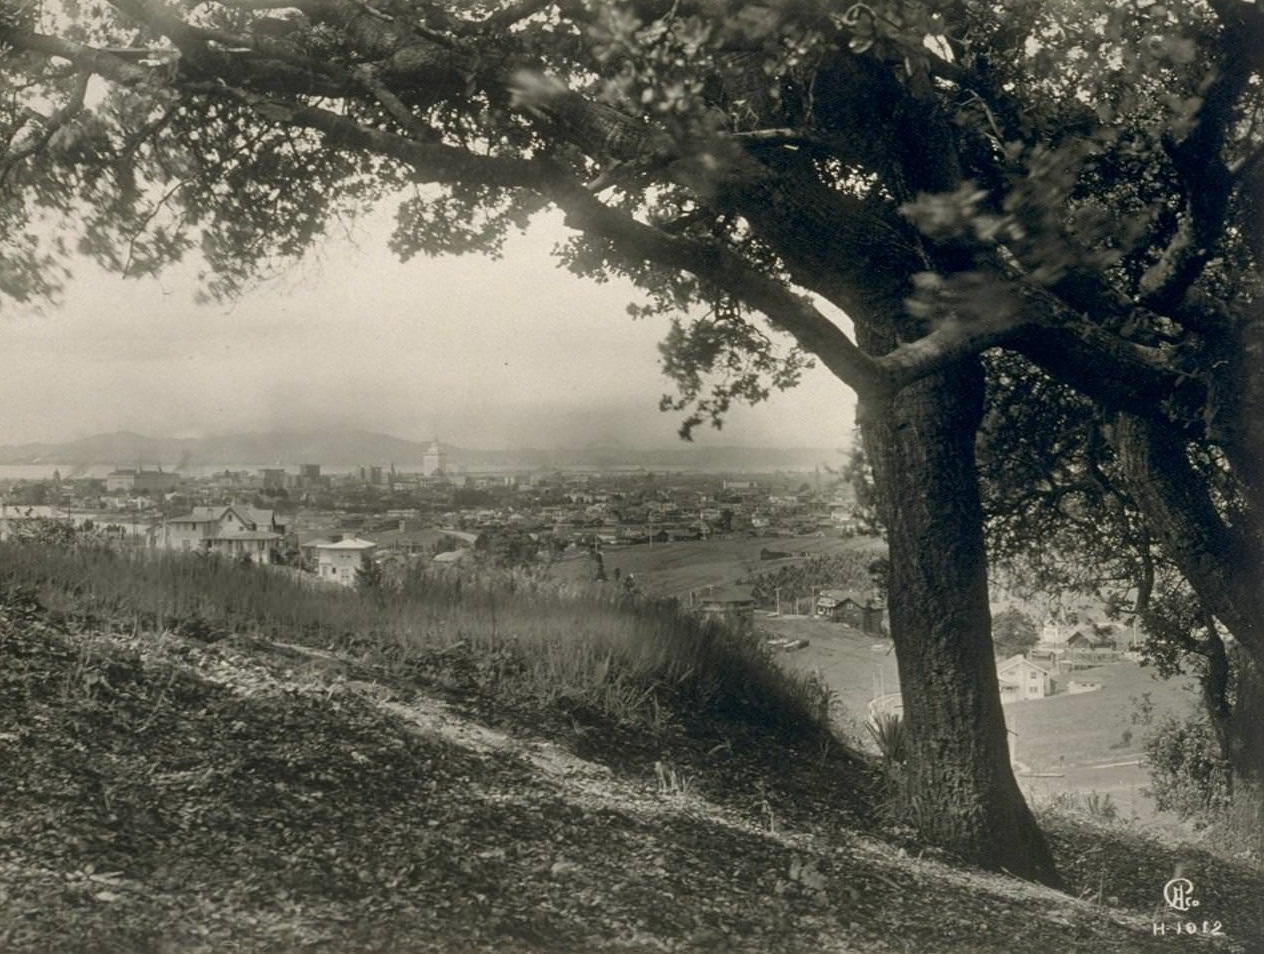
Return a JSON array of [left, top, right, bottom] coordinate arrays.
[[551, 534, 885, 599], [762, 616, 1200, 826], [759, 615, 899, 728], [1004, 662, 1198, 825]]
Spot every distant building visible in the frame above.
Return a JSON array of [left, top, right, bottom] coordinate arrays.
[[161, 505, 285, 564], [1063, 628, 1123, 669], [311, 537, 377, 586], [297, 464, 323, 489], [422, 439, 447, 477], [259, 468, 287, 490], [105, 468, 181, 494], [816, 589, 885, 634], [997, 654, 1053, 703]]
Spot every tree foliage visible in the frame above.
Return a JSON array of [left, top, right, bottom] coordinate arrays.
[[991, 608, 1038, 659], [743, 551, 883, 608], [1145, 711, 1234, 821]]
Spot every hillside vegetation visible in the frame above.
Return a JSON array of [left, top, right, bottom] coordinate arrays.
[[1, 542, 1261, 953]]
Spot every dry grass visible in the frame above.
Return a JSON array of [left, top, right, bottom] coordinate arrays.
[[0, 541, 837, 743]]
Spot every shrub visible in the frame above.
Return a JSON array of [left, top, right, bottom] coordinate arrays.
[[866, 711, 907, 765], [1144, 712, 1232, 822]]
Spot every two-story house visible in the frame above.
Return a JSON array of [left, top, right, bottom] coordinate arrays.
[[161, 505, 285, 564], [997, 654, 1054, 703], [310, 537, 377, 586]]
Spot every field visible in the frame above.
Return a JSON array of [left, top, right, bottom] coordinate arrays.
[[550, 534, 885, 599], [761, 615, 1200, 826], [1003, 662, 1197, 825]]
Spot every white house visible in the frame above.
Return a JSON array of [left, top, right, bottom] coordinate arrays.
[[161, 505, 285, 564], [312, 537, 377, 586], [997, 654, 1053, 703]]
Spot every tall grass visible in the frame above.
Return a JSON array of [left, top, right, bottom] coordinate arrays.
[[0, 541, 835, 742]]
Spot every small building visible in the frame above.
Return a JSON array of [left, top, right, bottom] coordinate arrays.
[[696, 585, 757, 621], [312, 537, 377, 586], [816, 589, 885, 634], [432, 548, 470, 566], [997, 654, 1053, 703]]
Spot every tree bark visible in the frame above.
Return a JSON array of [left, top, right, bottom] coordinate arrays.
[[860, 357, 1062, 887], [1113, 413, 1264, 673], [1220, 646, 1264, 788]]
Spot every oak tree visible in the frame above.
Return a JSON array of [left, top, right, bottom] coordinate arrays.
[[5, 0, 1263, 885]]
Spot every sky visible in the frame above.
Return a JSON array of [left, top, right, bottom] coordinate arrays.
[[1, 208, 858, 451]]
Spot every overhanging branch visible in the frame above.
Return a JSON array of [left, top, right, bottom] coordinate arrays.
[[188, 81, 893, 398]]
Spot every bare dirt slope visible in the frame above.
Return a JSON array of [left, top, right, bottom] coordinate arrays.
[[2, 605, 1260, 953]]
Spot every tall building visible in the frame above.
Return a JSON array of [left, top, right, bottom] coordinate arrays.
[[259, 468, 287, 490], [422, 439, 446, 477]]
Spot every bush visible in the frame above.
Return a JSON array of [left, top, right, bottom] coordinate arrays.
[[867, 711, 907, 765], [1144, 712, 1232, 822]]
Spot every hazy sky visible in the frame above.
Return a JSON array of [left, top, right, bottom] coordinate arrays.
[[2, 209, 858, 450]]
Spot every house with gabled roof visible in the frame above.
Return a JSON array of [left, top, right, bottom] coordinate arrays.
[[161, 505, 285, 564], [997, 654, 1054, 703], [816, 589, 886, 635]]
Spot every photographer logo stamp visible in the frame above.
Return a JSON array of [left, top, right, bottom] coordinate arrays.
[[1153, 876, 1225, 937]]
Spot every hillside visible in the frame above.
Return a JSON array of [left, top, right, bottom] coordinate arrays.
[[2, 582, 1261, 953]]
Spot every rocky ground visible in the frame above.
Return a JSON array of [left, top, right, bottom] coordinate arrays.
[[2, 601, 1261, 954]]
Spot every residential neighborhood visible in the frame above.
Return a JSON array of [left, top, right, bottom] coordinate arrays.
[[0, 456, 870, 591]]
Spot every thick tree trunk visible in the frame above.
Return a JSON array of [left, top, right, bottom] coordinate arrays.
[[1113, 413, 1264, 673], [1226, 651, 1264, 787], [860, 358, 1062, 887]]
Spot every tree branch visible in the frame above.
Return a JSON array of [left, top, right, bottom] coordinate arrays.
[[1, 30, 158, 85], [1138, 16, 1254, 313], [472, 0, 554, 33], [543, 179, 892, 397], [176, 79, 892, 398], [0, 71, 89, 188]]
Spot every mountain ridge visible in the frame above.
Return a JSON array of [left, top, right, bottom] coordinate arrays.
[[0, 429, 846, 471]]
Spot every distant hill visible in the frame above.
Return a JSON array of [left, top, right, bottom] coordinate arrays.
[[0, 429, 432, 469], [0, 429, 844, 472]]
